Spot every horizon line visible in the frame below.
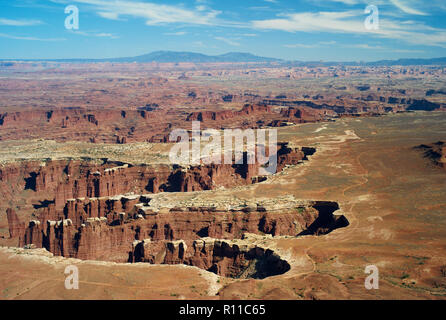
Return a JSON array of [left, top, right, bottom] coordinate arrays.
[[0, 50, 446, 65]]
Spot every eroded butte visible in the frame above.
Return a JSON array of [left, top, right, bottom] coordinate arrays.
[[0, 62, 445, 300]]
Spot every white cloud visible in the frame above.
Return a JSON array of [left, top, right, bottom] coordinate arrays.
[[97, 11, 121, 20], [346, 43, 424, 53], [193, 40, 206, 47], [253, 11, 365, 33], [0, 33, 65, 41], [389, 0, 428, 16], [214, 36, 240, 46], [69, 30, 118, 38], [284, 40, 336, 48], [307, 0, 371, 6], [164, 31, 188, 36], [392, 49, 425, 53], [284, 43, 319, 48], [308, 0, 445, 16], [72, 0, 221, 25], [0, 18, 43, 26], [347, 44, 385, 49], [95, 33, 116, 37], [249, 6, 271, 10], [322, 0, 361, 4], [252, 10, 446, 47], [319, 40, 337, 45]]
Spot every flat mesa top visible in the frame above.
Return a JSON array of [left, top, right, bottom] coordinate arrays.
[[0, 139, 172, 166]]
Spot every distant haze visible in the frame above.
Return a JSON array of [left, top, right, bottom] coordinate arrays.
[[1, 51, 446, 67]]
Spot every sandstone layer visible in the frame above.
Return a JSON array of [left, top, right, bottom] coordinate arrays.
[[18, 194, 348, 278]]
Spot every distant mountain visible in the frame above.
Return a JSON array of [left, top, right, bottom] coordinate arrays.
[[4, 51, 280, 63], [2, 51, 446, 66], [364, 57, 446, 66], [216, 52, 280, 62], [283, 57, 446, 67], [109, 51, 280, 63], [111, 51, 215, 63]]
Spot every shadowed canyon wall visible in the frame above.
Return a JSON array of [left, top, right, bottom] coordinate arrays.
[[18, 195, 347, 277]]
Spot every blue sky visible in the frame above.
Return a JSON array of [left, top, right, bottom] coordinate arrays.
[[0, 0, 445, 61]]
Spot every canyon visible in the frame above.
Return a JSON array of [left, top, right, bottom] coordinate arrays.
[[0, 61, 445, 299], [1, 63, 445, 145], [2, 141, 348, 279], [0, 142, 314, 212], [18, 195, 347, 277], [0, 104, 331, 143]]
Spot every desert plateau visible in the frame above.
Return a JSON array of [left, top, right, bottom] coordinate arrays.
[[1, 0, 446, 306], [0, 60, 445, 300]]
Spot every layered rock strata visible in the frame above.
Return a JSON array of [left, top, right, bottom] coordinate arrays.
[[0, 104, 326, 143], [131, 238, 291, 279], [0, 143, 313, 212], [19, 196, 348, 265]]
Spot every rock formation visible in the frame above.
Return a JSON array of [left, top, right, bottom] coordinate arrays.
[[1, 143, 313, 216], [186, 104, 271, 122], [414, 142, 446, 168], [6, 208, 25, 238], [132, 238, 291, 279], [18, 193, 348, 278]]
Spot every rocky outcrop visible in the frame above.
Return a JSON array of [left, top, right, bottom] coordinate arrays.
[[186, 104, 271, 122], [0, 107, 170, 143], [407, 99, 444, 111], [414, 142, 446, 168], [186, 104, 336, 127], [0, 104, 318, 143], [10, 160, 173, 210], [2, 134, 350, 280], [2, 143, 317, 247], [132, 238, 291, 279], [297, 202, 349, 235], [279, 106, 327, 123], [1, 142, 313, 216], [6, 208, 25, 238], [2, 96, 435, 144], [426, 89, 446, 97], [263, 98, 405, 115], [19, 195, 348, 264]]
